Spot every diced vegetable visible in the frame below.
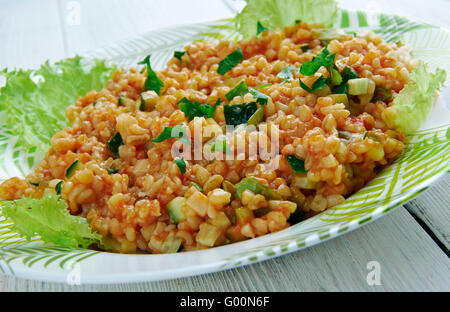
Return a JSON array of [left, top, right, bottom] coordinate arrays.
[[196, 223, 221, 247], [173, 51, 186, 61], [247, 106, 265, 125], [222, 180, 236, 197], [235, 207, 254, 224], [312, 28, 346, 41], [300, 47, 336, 76], [65, 160, 83, 178], [313, 84, 331, 97], [209, 212, 232, 230], [292, 175, 317, 189], [373, 86, 392, 102], [140, 90, 159, 111], [348, 78, 370, 95], [107, 168, 118, 174], [167, 197, 187, 224], [300, 44, 310, 52], [254, 207, 271, 217], [188, 181, 203, 192], [160, 231, 182, 253], [118, 95, 125, 106], [225, 81, 268, 105], [329, 94, 349, 106], [277, 65, 298, 82], [224, 102, 258, 126], [106, 132, 124, 156], [235, 177, 282, 200]]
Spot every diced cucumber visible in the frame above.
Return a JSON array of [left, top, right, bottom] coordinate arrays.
[[235, 177, 282, 200], [140, 90, 159, 111], [196, 223, 221, 247], [188, 181, 203, 192], [222, 180, 236, 198], [312, 28, 346, 41], [167, 197, 187, 224], [247, 106, 265, 126], [209, 212, 231, 230], [348, 78, 370, 95], [292, 175, 317, 190], [329, 94, 349, 106], [65, 160, 83, 178], [313, 85, 331, 97], [235, 207, 254, 224], [160, 231, 182, 253]]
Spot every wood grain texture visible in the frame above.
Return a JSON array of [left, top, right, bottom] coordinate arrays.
[[405, 174, 450, 251], [1, 208, 449, 291]]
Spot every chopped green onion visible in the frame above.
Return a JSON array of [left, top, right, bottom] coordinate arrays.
[[253, 83, 272, 90], [300, 47, 336, 76], [225, 81, 268, 105]]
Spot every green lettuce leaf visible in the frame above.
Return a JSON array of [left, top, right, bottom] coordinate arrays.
[[235, 0, 339, 39], [1, 194, 102, 249], [0, 56, 116, 153], [392, 61, 446, 134]]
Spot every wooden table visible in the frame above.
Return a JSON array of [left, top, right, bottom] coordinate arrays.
[[0, 0, 449, 292]]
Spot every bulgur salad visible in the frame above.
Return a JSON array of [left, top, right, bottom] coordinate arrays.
[[0, 0, 446, 254]]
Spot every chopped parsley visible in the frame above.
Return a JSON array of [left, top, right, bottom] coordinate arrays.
[[299, 76, 328, 93], [55, 181, 63, 195], [107, 168, 118, 174], [333, 66, 359, 94], [177, 97, 220, 120], [151, 124, 190, 145], [299, 46, 336, 76], [174, 51, 186, 61], [253, 83, 272, 89], [224, 102, 258, 126], [300, 44, 310, 52], [217, 48, 243, 75], [286, 155, 307, 174], [256, 21, 269, 35], [225, 81, 268, 105], [174, 158, 186, 174], [138, 55, 164, 95], [277, 65, 298, 82], [106, 133, 124, 157]]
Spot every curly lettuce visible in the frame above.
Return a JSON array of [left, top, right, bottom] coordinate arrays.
[[1, 194, 102, 249], [0, 56, 116, 153], [235, 0, 339, 39], [392, 61, 447, 134]]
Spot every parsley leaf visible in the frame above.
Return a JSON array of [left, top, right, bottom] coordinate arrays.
[[277, 65, 298, 82], [55, 181, 63, 195], [106, 133, 124, 156], [300, 44, 310, 52], [138, 55, 164, 95], [177, 97, 220, 120], [152, 124, 190, 144], [217, 48, 243, 75], [286, 155, 307, 173], [174, 158, 186, 174], [225, 81, 268, 105], [299, 76, 328, 93], [174, 51, 186, 61], [332, 66, 359, 94], [256, 21, 269, 35], [299, 47, 336, 76], [224, 102, 258, 126]]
